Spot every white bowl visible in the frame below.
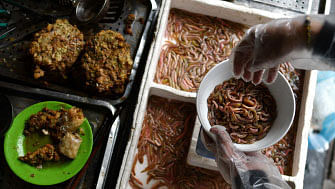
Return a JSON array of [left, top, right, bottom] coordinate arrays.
[[196, 60, 296, 152]]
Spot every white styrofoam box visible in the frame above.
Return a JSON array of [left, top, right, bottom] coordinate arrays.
[[116, 0, 317, 188]]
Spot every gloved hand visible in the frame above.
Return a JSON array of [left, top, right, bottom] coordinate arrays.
[[206, 126, 290, 189], [231, 15, 333, 85]]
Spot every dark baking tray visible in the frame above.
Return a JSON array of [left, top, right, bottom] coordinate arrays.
[[0, 0, 157, 105], [0, 80, 119, 188]]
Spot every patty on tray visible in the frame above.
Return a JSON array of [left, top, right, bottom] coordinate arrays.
[[77, 30, 133, 96], [29, 19, 85, 80]]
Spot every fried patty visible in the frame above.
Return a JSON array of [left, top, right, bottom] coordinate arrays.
[[78, 30, 133, 95], [29, 19, 84, 80]]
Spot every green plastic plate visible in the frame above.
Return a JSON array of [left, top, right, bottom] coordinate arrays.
[[4, 101, 93, 185]]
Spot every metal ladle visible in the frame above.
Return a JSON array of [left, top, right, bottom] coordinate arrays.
[[3, 0, 110, 24], [74, 0, 110, 25], [0, 94, 13, 137]]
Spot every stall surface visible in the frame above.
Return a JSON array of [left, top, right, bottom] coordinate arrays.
[[117, 0, 317, 189]]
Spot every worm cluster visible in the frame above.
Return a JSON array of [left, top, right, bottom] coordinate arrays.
[[207, 78, 277, 144], [155, 9, 245, 92], [130, 96, 230, 189]]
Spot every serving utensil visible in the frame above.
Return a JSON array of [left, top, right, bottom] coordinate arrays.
[[73, 0, 110, 25]]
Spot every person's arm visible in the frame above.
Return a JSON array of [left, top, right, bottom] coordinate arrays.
[[231, 15, 335, 84], [233, 170, 269, 189], [207, 126, 290, 189], [313, 18, 335, 59]]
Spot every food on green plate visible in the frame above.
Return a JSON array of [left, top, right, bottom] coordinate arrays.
[[19, 107, 85, 166], [24, 107, 85, 141], [77, 30, 133, 96], [59, 132, 83, 159], [29, 19, 85, 80], [18, 144, 60, 166]]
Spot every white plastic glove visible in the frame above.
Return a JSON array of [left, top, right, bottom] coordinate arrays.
[[206, 126, 290, 189], [231, 15, 335, 85]]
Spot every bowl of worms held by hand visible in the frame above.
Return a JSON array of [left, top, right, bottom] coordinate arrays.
[[197, 60, 295, 152]]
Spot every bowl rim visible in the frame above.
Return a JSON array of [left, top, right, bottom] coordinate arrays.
[[196, 60, 296, 152]]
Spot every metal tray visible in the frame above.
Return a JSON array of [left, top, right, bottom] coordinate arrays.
[[253, 0, 313, 13], [0, 0, 157, 105], [234, 0, 321, 16], [0, 80, 119, 188]]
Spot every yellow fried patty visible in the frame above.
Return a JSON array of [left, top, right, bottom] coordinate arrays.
[[79, 30, 133, 95], [30, 19, 84, 80]]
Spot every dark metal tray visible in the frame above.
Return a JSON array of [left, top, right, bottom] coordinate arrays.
[[0, 0, 157, 105], [0, 80, 119, 188]]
